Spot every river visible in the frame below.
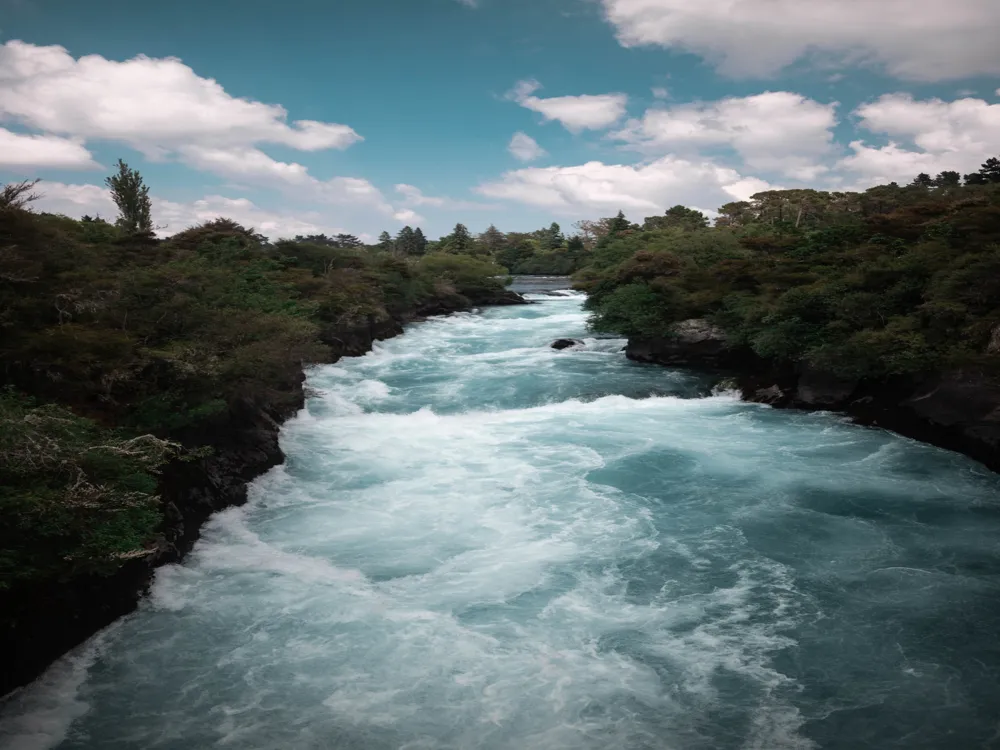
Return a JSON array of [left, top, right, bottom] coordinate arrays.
[[3, 280, 1000, 749]]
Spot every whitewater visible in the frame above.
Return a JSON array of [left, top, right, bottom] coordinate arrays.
[[3, 281, 1000, 749]]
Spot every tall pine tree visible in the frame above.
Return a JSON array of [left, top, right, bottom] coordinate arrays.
[[413, 228, 428, 256], [396, 226, 416, 255]]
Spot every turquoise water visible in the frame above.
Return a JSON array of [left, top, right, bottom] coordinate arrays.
[[4, 288, 1000, 749]]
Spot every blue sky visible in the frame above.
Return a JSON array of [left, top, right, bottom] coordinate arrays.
[[1, 0, 999, 240]]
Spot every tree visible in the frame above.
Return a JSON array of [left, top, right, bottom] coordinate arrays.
[[574, 218, 615, 250], [910, 173, 934, 187], [566, 235, 586, 264], [543, 222, 564, 250], [0, 179, 41, 211], [105, 159, 152, 235], [980, 157, 1000, 183], [479, 225, 506, 254], [446, 223, 473, 252], [608, 211, 631, 235], [334, 233, 363, 248], [934, 171, 961, 187], [965, 172, 988, 186], [377, 231, 395, 252], [665, 205, 710, 230], [645, 205, 710, 231], [396, 226, 416, 255], [413, 227, 428, 256]]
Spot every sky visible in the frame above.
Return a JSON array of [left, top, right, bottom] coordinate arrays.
[[1, 0, 1000, 241]]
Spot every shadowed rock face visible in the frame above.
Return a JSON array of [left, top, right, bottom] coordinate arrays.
[[626, 319, 1000, 474], [625, 319, 738, 368]]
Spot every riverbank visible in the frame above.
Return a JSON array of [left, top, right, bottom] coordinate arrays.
[[625, 324, 1000, 474], [1, 290, 527, 697], [6, 289, 1000, 750]]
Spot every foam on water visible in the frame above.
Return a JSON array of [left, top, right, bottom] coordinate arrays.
[[4, 290, 1000, 749]]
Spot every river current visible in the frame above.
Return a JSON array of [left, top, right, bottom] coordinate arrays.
[[3, 280, 1000, 749]]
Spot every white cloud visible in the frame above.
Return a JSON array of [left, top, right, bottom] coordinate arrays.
[[393, 183, 496, 211], [392, 208, 425, 223], [508, 132, 547, 162], [475, 156, 774, 219], [178, 145, 313, 184], [0, 127, 100, 169], [0, 42, 416, 222], [651, 87, 669, 99], [0, 40, 394, 214], [612, 92, 837, 180], [30, 181, 367, 240], [507, 79, 628, 132], [839, 94, 1000, 183], [0, 41, 361, 153], [600, 0, 1000, 81]]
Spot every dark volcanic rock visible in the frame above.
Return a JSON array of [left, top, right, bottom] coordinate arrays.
[[479, 289, 530, 306], [794, 366, 859, 408], [626, 319, 744, 368], [551, 338, 583, 350]]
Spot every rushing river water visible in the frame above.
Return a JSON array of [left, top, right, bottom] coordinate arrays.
[[4, 281, 1000, 750]]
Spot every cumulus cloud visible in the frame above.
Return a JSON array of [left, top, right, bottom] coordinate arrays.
[[651, 87, 669, 100], [30, 181, 367, 240], [0, 41, 360, 153], [392, 208, 425, 223], [0, 41, 420, 224], [0, 127, 100, 170], [839, 94, 1000, 183], [508, 132, 547, 162], [506, 79, 628, 132], [600, 0, 1000, 81], [475, 156, 774, 219], [612, 92, 837, 180]]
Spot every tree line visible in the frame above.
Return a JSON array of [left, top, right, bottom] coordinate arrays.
[[574, 155, 1000, 385]]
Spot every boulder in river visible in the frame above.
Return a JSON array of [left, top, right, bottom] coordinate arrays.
[[551, 338, 583, 350]]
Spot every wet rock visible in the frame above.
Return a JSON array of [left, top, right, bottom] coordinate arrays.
[[626, 319, 737, 368], [754, 385, 787, 405], [551, 338, 583, 350]]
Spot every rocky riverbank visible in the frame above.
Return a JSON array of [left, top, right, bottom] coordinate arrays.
[[626, 319, 1000, 474], [1, 292, 527, 697]]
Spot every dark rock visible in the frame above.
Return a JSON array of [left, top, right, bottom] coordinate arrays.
[[794, 366, 859, 408], [626, 319, 744, 368], [472, 289, 530, 306], [988, 325, 1000, 355], [753, 385, 788, 405], [551, 338, 583, 350]]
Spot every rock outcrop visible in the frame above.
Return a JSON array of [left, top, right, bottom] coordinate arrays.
[[626, 319, 743, 369], [626, 320, 1000, 473]]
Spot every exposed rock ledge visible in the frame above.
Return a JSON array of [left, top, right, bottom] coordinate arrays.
[[1, 291, 527, 696], [626, 319, 1000, 474]]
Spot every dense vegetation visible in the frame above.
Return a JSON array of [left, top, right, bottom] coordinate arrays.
[[0, 166, 513, 593], [379, 220, 595, 275], [576, 159, 1000, 381]]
